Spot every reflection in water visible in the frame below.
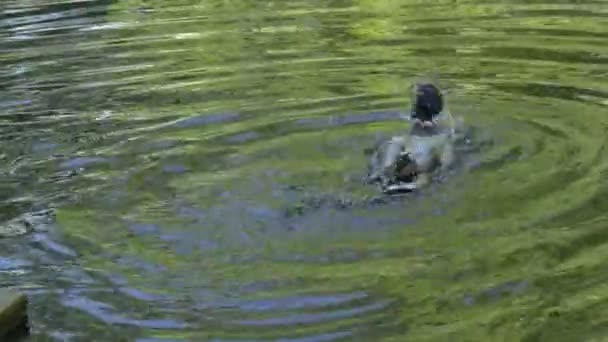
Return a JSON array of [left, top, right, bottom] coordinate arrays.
[[1, 0, 608, 340]]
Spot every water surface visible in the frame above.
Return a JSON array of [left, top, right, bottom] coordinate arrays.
[[1, 0, 608, 341]]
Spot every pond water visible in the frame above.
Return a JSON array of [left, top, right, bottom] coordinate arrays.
[[1, 0, 608, 341]]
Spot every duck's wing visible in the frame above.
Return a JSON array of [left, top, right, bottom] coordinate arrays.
[[366, 136, 408, 182]]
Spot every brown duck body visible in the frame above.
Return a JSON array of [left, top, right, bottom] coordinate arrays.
[[367, 111, 459, 193]]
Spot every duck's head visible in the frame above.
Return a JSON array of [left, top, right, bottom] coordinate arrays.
[[409, 83, 443, 124]]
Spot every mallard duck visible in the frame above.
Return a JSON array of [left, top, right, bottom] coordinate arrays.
[[367, 83, 458, 193]]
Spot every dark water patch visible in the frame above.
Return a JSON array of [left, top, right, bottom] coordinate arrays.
[[498, 27, 608, 40], [484, 47, 608, 65], [62, 295, 189, 329], [516, 118, 569, 139], [134, 147, 243, 179], [0, 99, 33, 108], [493, 82, 608, 103], [509, 8, 608, 18], [228, 292, 369, 313], [504, 216, 608, 271], [0, 256, 31, 270], [521, 310, 608, 342], [201, 296, 407, 342], [470, 145, 523, 171], [533, 190, 608, 231], [31, 233, 78, 258], [161, 163, 189, 174], [31, 141, 58, 152], [463, 280, 530, 306], [225, 277, 320, 297], [118, 287, 170, 303], [140, 139, 183, 152], [114, 256, 168, 274], [224, 131, 260, 144], [247, 94, 397, 116], [58, 156, 109, 170], [128, 222, 161, 236], [294, 111, 404, 129], [0, 1, 110, 24], [159, 232, 220, 255], [230, 300, 390, 326], [271, 247, 414, 265], [173, 203, 205, 222], [56, 267, 97, 285], [282, 194, 382, 219], [170, 112, 241, 129]]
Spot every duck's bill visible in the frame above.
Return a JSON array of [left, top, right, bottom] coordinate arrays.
[[382, 182, 417, 194]]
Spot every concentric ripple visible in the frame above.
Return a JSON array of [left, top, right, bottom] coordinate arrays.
[[1, 0, 608, 340]]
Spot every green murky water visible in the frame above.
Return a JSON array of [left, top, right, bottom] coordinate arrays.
[[1, 0, 608, 341]]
